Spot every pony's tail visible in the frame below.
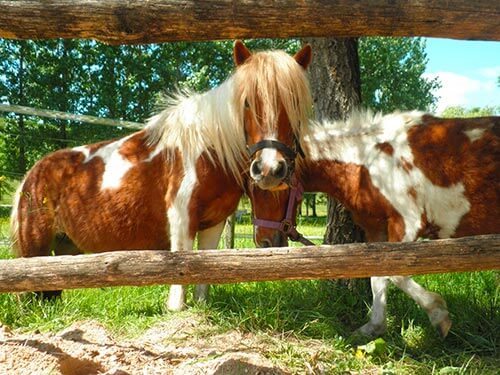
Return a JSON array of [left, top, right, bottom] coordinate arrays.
[[9, 180, 24, 258]]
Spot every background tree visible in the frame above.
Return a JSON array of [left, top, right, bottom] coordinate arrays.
[[302, 38, 370, 326], [359, 37, 439, 113], [0, 40, 41, 175], [441, 105, 499, 118]]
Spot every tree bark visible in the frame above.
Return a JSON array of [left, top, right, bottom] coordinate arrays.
[[0, 1, 498, 44], [303, 38, 365, 246], [303, 37, 368, 296], [0, 235, 498, 293]]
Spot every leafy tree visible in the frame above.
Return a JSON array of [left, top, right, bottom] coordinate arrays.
[[441, 106, 499, 118], [359, 37, 440, 113], [0, 39, 44, 173]]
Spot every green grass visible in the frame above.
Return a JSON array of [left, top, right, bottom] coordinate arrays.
[[1, 208, 499, 373]]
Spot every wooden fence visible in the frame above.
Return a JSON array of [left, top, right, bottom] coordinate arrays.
[[0, 1, 498, 44], [0, 1, 498, 293], [0, 235, 498, 293]]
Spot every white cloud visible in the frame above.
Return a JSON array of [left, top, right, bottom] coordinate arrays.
[[479, 66, 500, 79], [423, 71, 497, 114]]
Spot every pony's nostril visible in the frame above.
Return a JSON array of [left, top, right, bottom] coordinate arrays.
[[274, 160, 287, 179], [251, 160, 263, 177]]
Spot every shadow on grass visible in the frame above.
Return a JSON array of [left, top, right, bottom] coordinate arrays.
[[204, 273, 498, 367]]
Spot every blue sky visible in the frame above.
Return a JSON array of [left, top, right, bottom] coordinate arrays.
[[423, 38, 500, 114]]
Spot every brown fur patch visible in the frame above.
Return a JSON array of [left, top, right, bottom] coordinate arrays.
[[400, 157, 413, 172], [189, 152, 243, 237], [408, 115, 500, 237], [300, 160, 406, 241], [416, 213, 441, 240], [376, 142, 394, 156], [407, 187, 417, 201]]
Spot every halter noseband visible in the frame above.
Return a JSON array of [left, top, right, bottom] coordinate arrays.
[[252, 175, 315, 247], [247, 138, 305, 184], [247, 139, 305, 160]]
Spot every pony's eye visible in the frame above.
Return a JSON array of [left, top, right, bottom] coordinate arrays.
[[244, 99, 250, 108]]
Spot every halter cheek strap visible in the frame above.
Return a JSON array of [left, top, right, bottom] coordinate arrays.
[[252, 177, 315, 247]]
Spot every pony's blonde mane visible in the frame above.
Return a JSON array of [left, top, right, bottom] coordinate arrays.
[[301, 109, 426, 163], [146, 48, 312, 185], [305, 109, 426, 145]]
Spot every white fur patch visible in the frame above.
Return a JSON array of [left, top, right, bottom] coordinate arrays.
[[167, 151, 199, 252], [464, 127, 487, 142], [259, 147, 279, 175], [165, 151, 199, 311], [73, 135, 135, 191], [306, 111, 471, 240]]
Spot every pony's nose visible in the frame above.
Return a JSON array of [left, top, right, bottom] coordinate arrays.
[[251, 158, 288, 180]]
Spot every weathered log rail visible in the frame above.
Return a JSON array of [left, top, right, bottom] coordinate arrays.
[[0, 235, 498, 293], [0, 1, 499, 44]]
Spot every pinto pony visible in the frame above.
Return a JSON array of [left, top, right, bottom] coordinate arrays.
[[251, 111, 499, 337], [9, 41, 313, 310]]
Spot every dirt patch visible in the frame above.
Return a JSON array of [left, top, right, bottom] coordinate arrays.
[[0, 316, 292, 374]]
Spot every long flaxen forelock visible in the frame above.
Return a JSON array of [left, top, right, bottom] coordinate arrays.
[[145, 79, 248, 185], [234, 50, 313, 141]]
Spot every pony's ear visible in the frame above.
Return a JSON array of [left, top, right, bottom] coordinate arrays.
[[294, 44, 312, 69], [234, 40, 252, 66]]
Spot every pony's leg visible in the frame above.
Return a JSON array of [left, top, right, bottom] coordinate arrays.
[[166, 235, 194, 311], [194, 221, 225, 303], [166, 202, 194, 311], [14, 196, 60, 300], [389, 276, 451, 338], [358, 276, 390, 336]]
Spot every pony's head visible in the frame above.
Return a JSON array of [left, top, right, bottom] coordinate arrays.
[[233, 41, 312, 190], [246, 176, 304, 248]]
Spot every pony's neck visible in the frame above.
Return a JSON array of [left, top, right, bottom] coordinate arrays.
[[299, 110, 426, 215]]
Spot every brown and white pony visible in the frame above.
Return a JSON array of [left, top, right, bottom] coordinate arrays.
[[250, 111, 499, 337], [9, 41, 313, 310]]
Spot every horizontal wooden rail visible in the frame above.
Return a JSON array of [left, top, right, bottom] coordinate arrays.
[[0, 1, 499, 44], [0, 104, 143, 130], [0, 235, 498, 293]]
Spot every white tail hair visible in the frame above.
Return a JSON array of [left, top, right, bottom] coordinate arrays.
[[9, 180, 24, 257]]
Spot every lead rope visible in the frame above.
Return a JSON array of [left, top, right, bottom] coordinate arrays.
[[253, 176, 316, 246]]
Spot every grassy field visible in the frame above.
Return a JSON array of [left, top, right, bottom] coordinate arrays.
[[0, 204, 498, 373]]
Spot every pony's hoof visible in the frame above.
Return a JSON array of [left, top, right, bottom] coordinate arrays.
[[356, 322, 386, 338], [35, 290, 62, 301], [436, 315, 452, 339], [166, 285, 186, 311], [166, 304, 185, 312], [193, 284, 209, 303]]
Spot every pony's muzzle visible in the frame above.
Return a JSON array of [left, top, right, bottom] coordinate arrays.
[[258, 232, 288, 248], [250, 157, 288, 189]]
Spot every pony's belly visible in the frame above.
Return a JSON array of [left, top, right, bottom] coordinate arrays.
[[68, 227, 170, 253]]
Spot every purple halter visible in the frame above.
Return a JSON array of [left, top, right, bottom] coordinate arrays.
[[252, 176, 315, 246]]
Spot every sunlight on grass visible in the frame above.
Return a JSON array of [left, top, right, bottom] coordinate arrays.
[[0, 203, 499, 373]]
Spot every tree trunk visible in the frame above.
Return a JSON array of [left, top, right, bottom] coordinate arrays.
[[302, 38, 368, 297]]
